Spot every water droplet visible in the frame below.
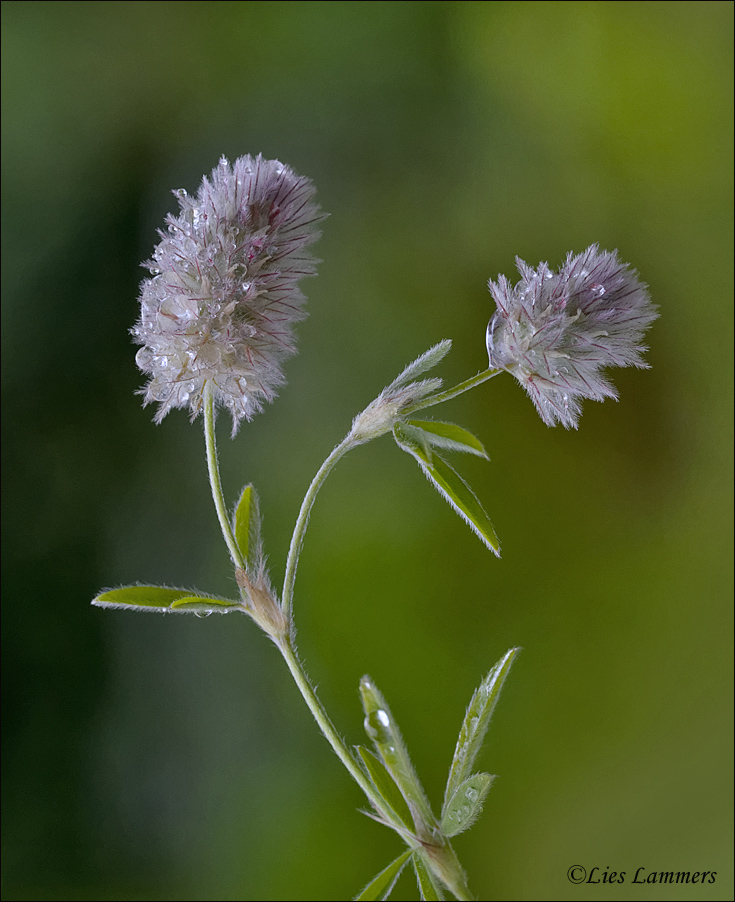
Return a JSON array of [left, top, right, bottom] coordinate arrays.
[[466, 787, 479, 801], [590, 283, 606, 297], [197, 343, 221, 367], [377, 710, 390, 727], [135, 347, 154, 369], [194, 611, 212, 619], [149, 378, 169, 401]]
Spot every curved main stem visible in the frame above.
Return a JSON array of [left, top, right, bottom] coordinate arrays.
[[202, 372, 485, 900], [276, 637, 403, 823], [278, 639, 471, 900], [202, 407, 384, 806], [281, 434, 356, 619]]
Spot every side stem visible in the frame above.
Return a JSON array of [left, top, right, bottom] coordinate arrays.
[[404, 367, 501, 415]]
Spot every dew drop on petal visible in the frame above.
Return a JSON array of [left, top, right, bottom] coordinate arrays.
[[135, 347, 154, 369], [149, 378, 169, 401]]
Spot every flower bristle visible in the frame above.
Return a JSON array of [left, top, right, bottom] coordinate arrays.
[[133, 155, 325, 434], [486, 245, 657, 428]]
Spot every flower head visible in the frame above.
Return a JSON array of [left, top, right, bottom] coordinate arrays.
[[133, 155, 324, 433], [486, 245, 657, 428]]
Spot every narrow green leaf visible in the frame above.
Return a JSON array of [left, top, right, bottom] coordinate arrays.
[[169, 597, 241, 614], [440, 773, 494, 837], [354, 849, 413, 901], [413, 853, 446, 901], [232, 483, 263, 569], [443, 648, 520, 810], [388, 341, 452, 389], [92, 586, 240, 615], [360, 676, 436, 831], [405, 420, 488, 459], [356, 746, 415, 833], [393, 423, 500, 556]]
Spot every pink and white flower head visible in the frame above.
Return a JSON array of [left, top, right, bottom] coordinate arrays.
[[133, 155, 324, 434], [486, 245, 657, 428]]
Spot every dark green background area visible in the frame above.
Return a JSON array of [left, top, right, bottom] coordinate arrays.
[[2, 2, 732, 900]]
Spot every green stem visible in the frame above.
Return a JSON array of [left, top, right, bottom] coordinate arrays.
[[203, 382, 246, 572], [404, 368, 501, 415], [422, 843, 473, 901], [281, 434, 356, 619], [277, 635, 410, 836], [202, 374, 485, 898], [279, 635, 473, 898]]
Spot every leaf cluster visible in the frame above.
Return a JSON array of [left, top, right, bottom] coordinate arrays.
[[355, 648, 519, 900]]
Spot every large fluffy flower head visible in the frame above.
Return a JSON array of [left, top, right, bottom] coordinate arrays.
[[486, 245, 657, 428], [133, 155, 324, 433]]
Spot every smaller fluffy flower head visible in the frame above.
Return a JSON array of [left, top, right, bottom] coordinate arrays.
[[486, 245, 657, 428], [133, 155, 324, 432]]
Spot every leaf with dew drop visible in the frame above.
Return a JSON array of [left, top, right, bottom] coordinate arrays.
[[92, 585, 240, 615], [360, 676, 435, 831], [440, 773, 494, 837], [443, 648, 519, 811]]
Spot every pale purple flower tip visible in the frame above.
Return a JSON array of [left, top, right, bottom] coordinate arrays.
[[486, 245, 657, 428], [133, 155, 325, 433]]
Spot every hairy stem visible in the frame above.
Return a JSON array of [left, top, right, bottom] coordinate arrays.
[[276, 636, 409, 830], [281, 434, 356, 619], [203, 382, 246, 571], [203, 375, 486, 898], [404, 367, 501, 415]]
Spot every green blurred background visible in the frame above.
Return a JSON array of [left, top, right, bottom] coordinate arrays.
[[2, 2, 732, 900]]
